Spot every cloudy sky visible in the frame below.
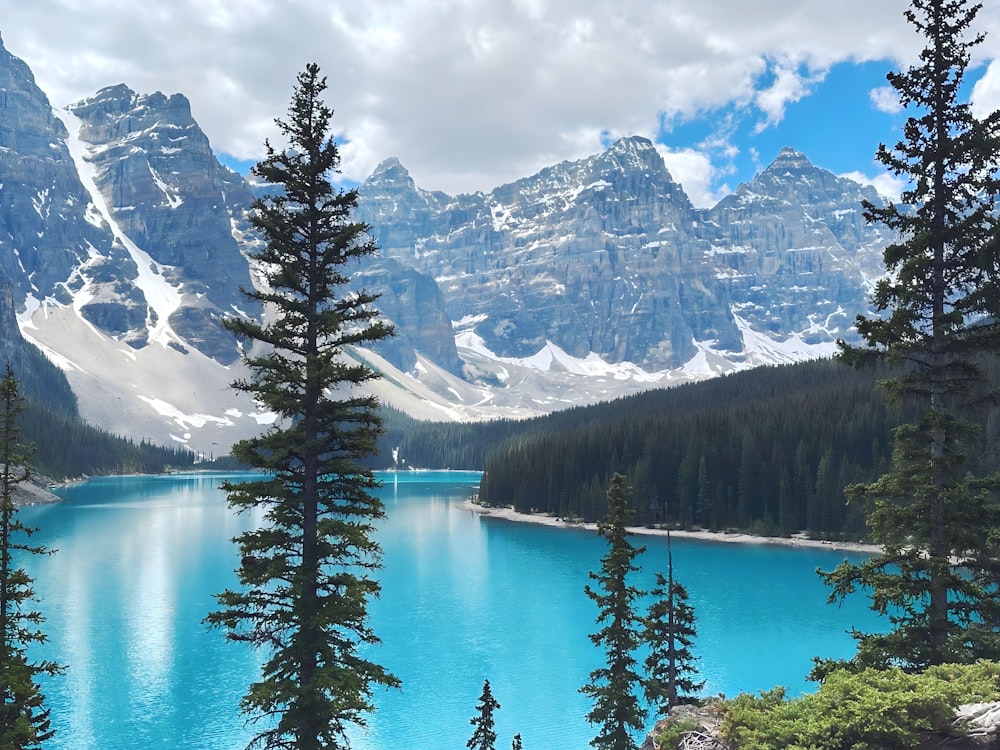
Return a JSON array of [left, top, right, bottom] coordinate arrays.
[[4, 0, 1000, 207]]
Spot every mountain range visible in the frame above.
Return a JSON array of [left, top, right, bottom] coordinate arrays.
[[0, 32, 891, 455]]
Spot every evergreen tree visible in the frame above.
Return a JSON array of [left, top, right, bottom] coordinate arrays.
[[581, 473, 647, 750], [643, 531, 703, 712], [511, 733, 523, 750], [205, 64, 399, 749], [0, 365, 60, 748], [467, 679, 501, 750], [821, 0, 1000, 670]]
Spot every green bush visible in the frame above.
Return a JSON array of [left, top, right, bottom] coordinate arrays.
[[653, 717, 699, 749], [719, 661, 1000, 749]]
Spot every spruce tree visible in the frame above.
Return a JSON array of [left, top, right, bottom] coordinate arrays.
[[0, 364, 60, 748], [643, 531, 703, 712], [467, 679, 501, 750], [205, 64, 399, 749], [511, 733, 523, 750], [820, 0, 1000, 670], [581, 473, 647, 750]]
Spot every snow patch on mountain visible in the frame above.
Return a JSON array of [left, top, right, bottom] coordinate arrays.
[[456, 328, 668, 383], [56, 108, 185, 349], [19, 302, 266, 455]]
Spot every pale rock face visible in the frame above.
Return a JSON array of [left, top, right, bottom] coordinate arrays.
[[0, 36, 116, 307], [709, 146, 890, 343], [358, 139, 889, 372], [65, 83, 257, 362]]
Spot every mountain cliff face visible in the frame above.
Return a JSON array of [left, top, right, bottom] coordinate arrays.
[[63, 83, 259, 361], [357, 138, 888, 375], [359, 138, 742, 370], [0, 37, 116, 311], [0, 34, 895, 451], [708, 147, 889, 342]]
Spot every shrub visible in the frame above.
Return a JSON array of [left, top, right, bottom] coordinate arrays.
[[719, 661, 1000, 749]]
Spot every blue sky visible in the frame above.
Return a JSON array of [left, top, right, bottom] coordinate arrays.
[[219, 58, 906, 203], [654, 60, 907, 201], [5, 1, 1000, 207]]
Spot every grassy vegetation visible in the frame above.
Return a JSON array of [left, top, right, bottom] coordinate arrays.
[[717, 662, 1000, 750]]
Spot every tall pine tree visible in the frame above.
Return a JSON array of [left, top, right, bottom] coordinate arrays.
[[0, 364, 60, 748], [643, 531, 703, 712], [467, 679, 501, 750], [821, 0, 1000, 670], [206, 64, 399, 749], [581, 473, 647, 750]]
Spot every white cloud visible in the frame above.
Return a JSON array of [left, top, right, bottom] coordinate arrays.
[[2, 0, 999, 196], [971, 59, 1000, 118], [657, 146, 732, 209], [753, 59, 825, 131], [839, 170, 908, 201], [869, 86, 903, 114]]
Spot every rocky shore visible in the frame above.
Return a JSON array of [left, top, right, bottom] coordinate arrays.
[[458, 499, 880, 554]]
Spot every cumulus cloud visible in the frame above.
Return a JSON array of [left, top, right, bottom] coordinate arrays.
[[753, 60, 826, 131], [657, 145, 732, 209], [3, 0, 999, 196], [840, 170, 908, 201], [869, 86, 903, 114], [971, 59, 1000, 118]]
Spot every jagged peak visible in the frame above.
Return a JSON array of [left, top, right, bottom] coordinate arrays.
[[596, 135, 674, 181], [764, 146, 814, 172], [95, 83, 138, 101], [0, 33, 41, 91], [364, 157, 418, 192], [68, 83, 138, 113], [607, 134, 657, 154], [603, 135, 661, 163], [372, 156, 409, 176]]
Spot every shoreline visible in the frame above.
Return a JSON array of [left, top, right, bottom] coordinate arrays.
[[457, 500, 881, 554]]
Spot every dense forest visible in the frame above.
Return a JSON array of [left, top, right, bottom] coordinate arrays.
[[476, 359, 899, 538], [378, 357, 1000, 541], [20, 400, 196, 480]]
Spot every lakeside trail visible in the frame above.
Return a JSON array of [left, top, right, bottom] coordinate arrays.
[[457, 499, 881, 555]]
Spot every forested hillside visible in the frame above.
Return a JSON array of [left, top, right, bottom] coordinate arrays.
[[8, 352, 194, 480], [21, 401, 196, 480], [379, 357, 1000, 541], [477, 359, 929, 539]]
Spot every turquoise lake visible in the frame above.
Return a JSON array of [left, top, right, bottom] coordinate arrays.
[[16, 471, 880, 749]]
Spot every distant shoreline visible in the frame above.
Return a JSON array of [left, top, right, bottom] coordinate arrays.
[[457, 499, 881, 554]]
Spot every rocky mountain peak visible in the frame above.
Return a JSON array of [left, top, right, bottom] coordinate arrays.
[[363, 156, 421, 196], [68, 84, 200, 147], [1, 36, 901, 447], [61, 81, 259, 362], [370, 156, 409, 179], [0, 35, 64, 152], [0, 31, 36, 88], [768, 145, 813, 170], [599, 135, 670, 176], [728, 145, 878, 212]]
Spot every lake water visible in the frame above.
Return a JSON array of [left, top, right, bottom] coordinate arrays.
[[16, 471, 880, 749]]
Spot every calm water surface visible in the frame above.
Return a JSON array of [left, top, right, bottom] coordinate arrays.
[[17, 471, 879, 749]]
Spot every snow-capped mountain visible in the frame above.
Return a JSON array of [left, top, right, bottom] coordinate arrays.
[[0, 32, 891, 452], [356, 137, 890, 386]]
